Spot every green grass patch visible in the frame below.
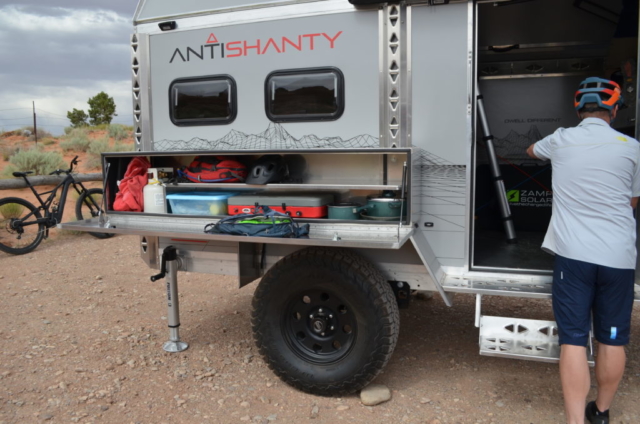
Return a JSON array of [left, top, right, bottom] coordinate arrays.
[[0, 202, 24, 219]]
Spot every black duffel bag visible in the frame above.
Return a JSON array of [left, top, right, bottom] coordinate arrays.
[[205, 206, 309, 238]]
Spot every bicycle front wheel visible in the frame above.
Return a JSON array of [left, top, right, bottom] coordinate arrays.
[[75, 188, 114, 239], [0, 197, 45, 255]]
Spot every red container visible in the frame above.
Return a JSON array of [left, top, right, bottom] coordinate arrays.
[[228, 193, 334, 218]]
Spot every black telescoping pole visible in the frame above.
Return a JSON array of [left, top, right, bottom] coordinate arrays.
[[477, 91, 517, 244]]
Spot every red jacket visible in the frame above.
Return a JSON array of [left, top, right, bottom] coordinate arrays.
[[113, 157, 150, 212]]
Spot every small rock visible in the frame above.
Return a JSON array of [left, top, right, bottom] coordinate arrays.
[[127, 360, 136, 369], [360, 384, 391, 406], [310, 405, 319, 419], [336, 405, 349, 411], [43, 320, 51, 325], [176, 399, 186, 407], [240, 417, 250, 422], [267, 414, 277, 421], [95, 276, 103, 280], [420, 398, 431, 404], [240, 401, 250, 407], [40, 414, 54, 421], [495, 400, 505, 407], [115, 358, 124, 366]]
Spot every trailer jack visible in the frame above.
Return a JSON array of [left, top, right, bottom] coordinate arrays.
[[150, 245, 189, 353]]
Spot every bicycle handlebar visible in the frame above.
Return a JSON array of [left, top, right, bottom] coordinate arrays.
[[49, 156, 81, 176]]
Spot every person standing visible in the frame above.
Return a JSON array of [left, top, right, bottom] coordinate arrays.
[[526, 77, 640, 424]]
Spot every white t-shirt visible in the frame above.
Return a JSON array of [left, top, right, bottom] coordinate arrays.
[[533, 117, 640, 269]]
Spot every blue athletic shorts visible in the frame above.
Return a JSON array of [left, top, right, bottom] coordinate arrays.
[[552, 255, 635, 347]]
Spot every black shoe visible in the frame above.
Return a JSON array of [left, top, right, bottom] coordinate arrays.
[[585, 401, 609, 424]]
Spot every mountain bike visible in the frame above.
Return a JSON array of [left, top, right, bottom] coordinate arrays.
[[0, 155, 113, 255]]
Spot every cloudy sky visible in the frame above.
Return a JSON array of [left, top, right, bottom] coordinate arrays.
[[0, 0, 138, 135]]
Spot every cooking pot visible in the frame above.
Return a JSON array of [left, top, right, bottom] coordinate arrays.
[[328, 202, 361, 220], [357, 193, 406, 218], [360, 213, 400, 221]]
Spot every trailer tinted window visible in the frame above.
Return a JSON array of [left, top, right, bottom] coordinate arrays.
[[170, 76, 236, 126], [265, 68, 344, 122]]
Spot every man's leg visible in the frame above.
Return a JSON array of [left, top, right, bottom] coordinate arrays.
[[559, 344, 590, 424], [594, 343, 626, 412], [591, 264, 635, 417], [552, 255, 596, 424]]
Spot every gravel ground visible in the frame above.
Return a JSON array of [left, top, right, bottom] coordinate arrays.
[[1, 234, 640, 424]]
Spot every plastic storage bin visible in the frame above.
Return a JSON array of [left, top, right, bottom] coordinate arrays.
[[228, 193, 334, 218], [166, 192, 237, 216]]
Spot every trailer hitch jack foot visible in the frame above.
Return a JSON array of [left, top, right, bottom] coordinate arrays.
[[152, 246, 189, 353]]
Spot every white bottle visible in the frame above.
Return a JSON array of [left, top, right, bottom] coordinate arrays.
[[143, 168, 167, 213]]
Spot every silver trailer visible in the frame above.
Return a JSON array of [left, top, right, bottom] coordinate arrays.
[[64, 0, 640, 396]]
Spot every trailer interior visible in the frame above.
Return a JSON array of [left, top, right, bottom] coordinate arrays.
[[472, 0, 638, 272]]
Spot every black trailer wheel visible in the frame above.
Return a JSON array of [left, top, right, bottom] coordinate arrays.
[[251, 247, 400, 396]]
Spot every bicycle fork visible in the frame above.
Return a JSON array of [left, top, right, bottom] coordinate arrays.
[[150, 246, 189, 353]]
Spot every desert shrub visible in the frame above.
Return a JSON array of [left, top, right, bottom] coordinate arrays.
[[60, 134, 91, 152], [63, 126, 74, 135], [21, 126, 53, 141], [112, 140, 134, 152], [86, 136, 111, 169], [1, 146, 19, 161], [41, 138, 57, 146], [2, 147, 65, 176], [0, 202, 24, 219], [91, 123, 110, 132], [60, 128, 90, 152], [64, 127, 89, 139], [108, 124, 130, 141], [1, 130, 19, 138]]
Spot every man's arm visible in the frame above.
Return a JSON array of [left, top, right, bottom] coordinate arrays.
[[632, 197, 638, 210], [527, 130, 558, 161], [526, 144, 540, 159]]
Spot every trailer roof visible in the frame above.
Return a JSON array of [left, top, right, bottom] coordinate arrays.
[[134, 0, 332, 24]]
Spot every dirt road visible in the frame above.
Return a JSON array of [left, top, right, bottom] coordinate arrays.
[[1, 234, 639, 424]]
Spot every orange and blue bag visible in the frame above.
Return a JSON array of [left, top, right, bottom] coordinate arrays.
[[178, 156, 247, 183]]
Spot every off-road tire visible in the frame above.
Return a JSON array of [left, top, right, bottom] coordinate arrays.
[[0, 197, 45, 255], [251, 247, 400, 396], [75, 188, 114, 239]]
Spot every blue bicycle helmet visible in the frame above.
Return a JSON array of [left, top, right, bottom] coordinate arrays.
[[574, 77, 623, 111]]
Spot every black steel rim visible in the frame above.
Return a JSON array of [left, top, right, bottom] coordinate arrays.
[[282, 289, 357, 364]]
